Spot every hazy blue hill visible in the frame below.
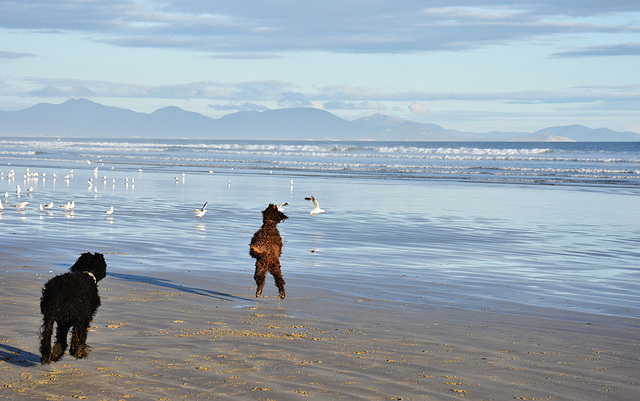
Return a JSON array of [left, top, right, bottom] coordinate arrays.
[[533, 125, 640, 142], [1, 99, 147, 137], [149, 106, 217, 137], [217, 108, 363, 139], [350, 114, 478, 141], [353, 113, 408, 128], [1, 99, 639, 141]]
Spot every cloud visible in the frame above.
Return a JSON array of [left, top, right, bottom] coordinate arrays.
[[0, 51, 37, 60], [553, 42, 640, 57], [16, 77, 295, 101], [11, 76, 640, 111], [28, 85, 65, 97], [322, 101, 388, 111], [208, 102, 268, 112], [1, 1, 638, 54], [409, 102, 431, 114], [277, 92, 312, 108], [205, 53, 283, 60]]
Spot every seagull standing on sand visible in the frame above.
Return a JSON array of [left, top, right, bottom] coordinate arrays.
[[193, 202, 208, 218], [305, 195, 325, 216]]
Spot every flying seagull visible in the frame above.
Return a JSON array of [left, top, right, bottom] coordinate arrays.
[[193, 202, 208, 218], [305, 195, 325, 216]]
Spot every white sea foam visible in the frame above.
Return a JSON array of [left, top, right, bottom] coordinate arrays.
[[0, 139, 638, 186]]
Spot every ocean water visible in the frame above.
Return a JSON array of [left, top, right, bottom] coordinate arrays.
[[1, 138, 639, 319], [2, 139, 639, 186]]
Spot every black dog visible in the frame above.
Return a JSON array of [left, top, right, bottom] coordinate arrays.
[[250, 204, 288, 299], [39, 252, 107, 364]]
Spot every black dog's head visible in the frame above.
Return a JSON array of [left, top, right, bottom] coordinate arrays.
[[69, 252, 107, 282], [262, 204, 288, 224]]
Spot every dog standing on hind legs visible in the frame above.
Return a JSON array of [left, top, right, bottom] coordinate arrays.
[[250, 204, 288, 299], [39, 252, 107, 364]]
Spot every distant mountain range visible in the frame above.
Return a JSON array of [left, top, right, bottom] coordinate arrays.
[[1, 98, 639, 142]]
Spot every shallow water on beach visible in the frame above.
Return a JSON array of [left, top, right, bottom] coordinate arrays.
[[1, 141, 639, 320]]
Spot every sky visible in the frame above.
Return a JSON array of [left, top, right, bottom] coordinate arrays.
[[1, 0, 639, 133]]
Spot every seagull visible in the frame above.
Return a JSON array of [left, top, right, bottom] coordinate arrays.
[[60, 201, 75, 211], [16, 201, 28, 210], [305, 195, 325, 216], [105, 206, 114, 215], [277, 202, 289, 212], [16, 185, 20, 195], [193, 202, 208, 218], [39, 204, 44, 212], [45, 202, 54, 209]]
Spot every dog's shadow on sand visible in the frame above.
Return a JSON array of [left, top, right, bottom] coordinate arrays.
[[0, 344, 40, 367], [107, 272, 259, 303]]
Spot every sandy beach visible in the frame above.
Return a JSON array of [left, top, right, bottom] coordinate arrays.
[[1, 141, 639, 399], [2, 263, 639, 400]]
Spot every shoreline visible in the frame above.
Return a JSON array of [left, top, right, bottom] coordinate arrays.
[[2, 266, 639, 400]]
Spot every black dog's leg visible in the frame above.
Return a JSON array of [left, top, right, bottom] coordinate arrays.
[[51, 321, 71, 362], [254, 266, 267, 297], [70, 320, 90, 359], [39, 318, 55, 364]]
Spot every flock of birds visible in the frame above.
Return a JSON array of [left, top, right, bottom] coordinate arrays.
[[2, 167, 327, 219], [0, 167, 118, 215]]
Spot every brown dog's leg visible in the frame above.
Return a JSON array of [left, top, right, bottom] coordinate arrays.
[[254, 266, 267, 297], [270, 266, 286, 299]]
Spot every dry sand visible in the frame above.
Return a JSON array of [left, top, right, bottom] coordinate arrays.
[[1, 265, 639, 400]]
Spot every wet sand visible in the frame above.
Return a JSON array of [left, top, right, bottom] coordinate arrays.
[[1, 264, 639, 400]]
